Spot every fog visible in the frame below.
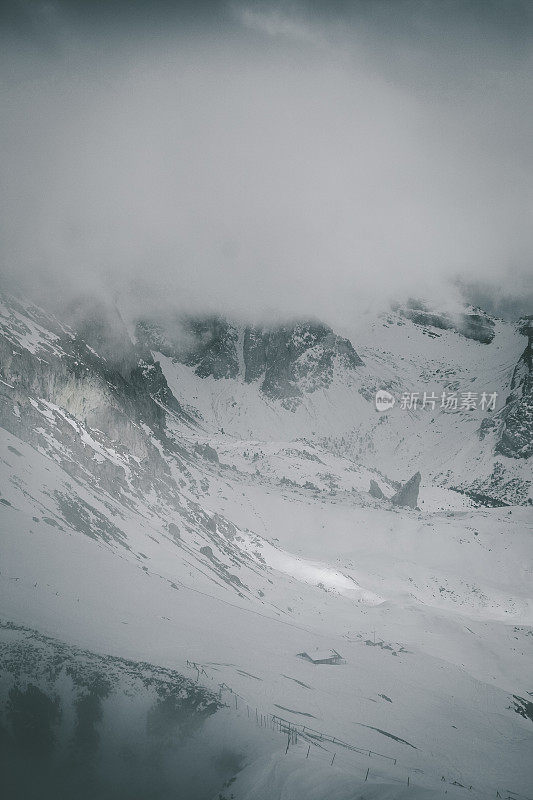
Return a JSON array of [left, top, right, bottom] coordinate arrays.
[[1, 1, 532, 326], [1, 659, 248, 800]]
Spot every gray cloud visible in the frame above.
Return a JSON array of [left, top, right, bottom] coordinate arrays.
[[1, 1, 532, 325]]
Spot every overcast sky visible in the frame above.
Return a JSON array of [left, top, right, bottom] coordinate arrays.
[[1, 0, 532, 325]]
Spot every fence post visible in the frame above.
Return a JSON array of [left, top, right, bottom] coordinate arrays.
[[365, 768, 369, 782], [306, 745, 310, 758], [331, 753, 336, 766]]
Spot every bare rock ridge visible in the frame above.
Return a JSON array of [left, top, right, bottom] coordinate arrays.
[[62, 297, 186, 419], [251, 324, 364, 405], [394, 299, 496, 344], [182, 317, 240, 379], [390, 472, 421, 509], [2, 292, 531, 505], [0, 294, 190, 490], [496, 316, 533, 459], [136, 316, 364, 406]]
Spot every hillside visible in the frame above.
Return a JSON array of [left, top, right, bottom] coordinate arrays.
[[0, 292, 532, 800]]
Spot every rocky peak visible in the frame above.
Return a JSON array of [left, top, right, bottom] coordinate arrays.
[[0, 293, 187, 464], [247, 323, 363, 406], [136, 314, 364, 408], [391, 472, 421, 509], [394, 300, 496, 344], [496, 317, 533, 459], [183, 317, 240, 379], [136, 315, 239, 380]]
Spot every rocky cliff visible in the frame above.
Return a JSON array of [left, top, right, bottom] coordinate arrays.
[[496, 317, 533, 459], [137, 316, 364, 408]]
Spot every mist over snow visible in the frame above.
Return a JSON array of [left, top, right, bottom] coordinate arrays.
[[1, 7, 533, 798], [1, 0, 532, 326]]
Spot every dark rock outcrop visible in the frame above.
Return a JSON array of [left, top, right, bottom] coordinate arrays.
[[369, 479, 386, 500], [59, 296, 186, 422], [496, 319, 533, 459], [137, 316, 364, 408], [194, 442, 219, 463], [137, 315, 239, 380], [251, 323, 363, 405], [243, 327, 268, 383], [390, 472, 421, 508], [0, 294, 194, 504], [168, 522, 181, 540], [182, 317, 239, 379], [395, 301, 496, 344], [457, 313, 495, 344]]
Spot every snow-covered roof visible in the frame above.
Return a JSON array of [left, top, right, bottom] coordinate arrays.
[[298, 649, 341, 662]]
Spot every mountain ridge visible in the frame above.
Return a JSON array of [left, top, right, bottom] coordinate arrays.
[[1, 290, 532, 800]]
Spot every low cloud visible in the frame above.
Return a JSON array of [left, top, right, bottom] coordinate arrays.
[[1, 1, 532, 326]]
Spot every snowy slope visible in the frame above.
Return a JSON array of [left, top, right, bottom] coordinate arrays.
[[1, 293, 532, 800], [155, 308, 532, 504]]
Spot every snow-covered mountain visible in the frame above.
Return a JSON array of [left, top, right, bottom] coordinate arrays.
[[137, 302, 532, 505], [1, 291, 532, 800]]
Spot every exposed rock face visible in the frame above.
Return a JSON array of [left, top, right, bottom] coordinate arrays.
[[457, 313, 496, 344], [396, 301, 496, 344], [194, 442, 219, 463], [390, 472, 421, 508], [252, 323, 363, 406], [369, 479, 386, 500], [134, 358, 184, 416], [0, 293, 268, 589], [496, 319, 533, 459], [182, 317, 240, 379], [59, 296, 185, 420], [243, 326, 268, 382], [0, 294, 187, 484], [137, 315, 239, 379], [137, 316, 364, 407]]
